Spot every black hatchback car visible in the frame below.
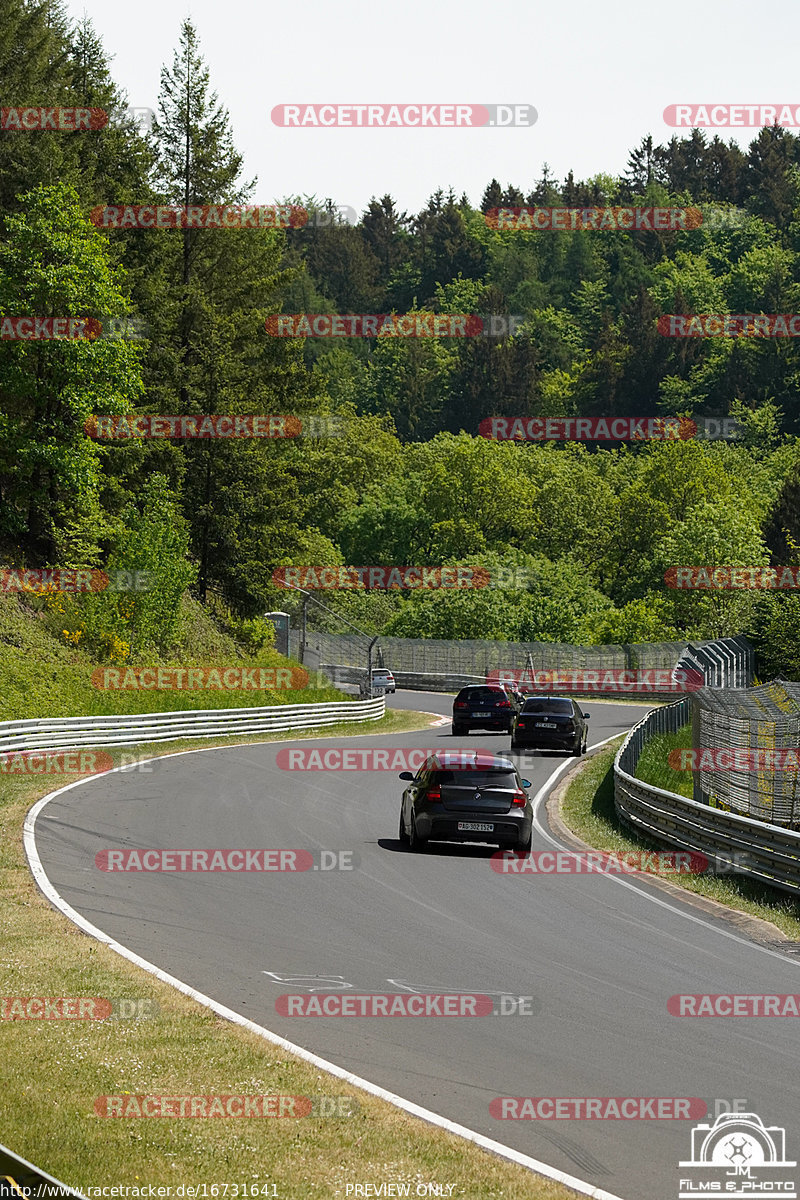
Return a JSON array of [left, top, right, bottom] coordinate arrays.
[[451, 684, 521, 735], [510, 696, 590, 756], [399, 751, 533, 852]]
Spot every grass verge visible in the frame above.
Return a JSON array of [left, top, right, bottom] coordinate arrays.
[[1, 708, 580, 1200], [633, 724, 693, 798], [559, 740, 800, 940], [0, 593, 346, 719]]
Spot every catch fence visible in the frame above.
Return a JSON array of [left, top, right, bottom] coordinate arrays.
[[691, 680, 800, 827], [290, 631, 753, 695]]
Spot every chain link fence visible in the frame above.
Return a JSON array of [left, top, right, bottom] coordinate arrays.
[[288, 631, 753, 697], [616, 700, 800, 896], [293, 631, 708, 674], [691, 680, 800, 827]]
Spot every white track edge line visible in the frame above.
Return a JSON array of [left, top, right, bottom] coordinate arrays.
[[533, 737, 800, 968], [22, 737, 627, 1200]]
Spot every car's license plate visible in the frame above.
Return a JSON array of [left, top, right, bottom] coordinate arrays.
[[458, 821, 494, 832], [536, 722, 557, 728], [473, 711, 490, 717]]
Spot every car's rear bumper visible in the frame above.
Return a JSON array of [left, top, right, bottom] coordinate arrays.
[[513, 730, 578, 749], [416, 809, 531, 845], [455, 717, 513, 729]]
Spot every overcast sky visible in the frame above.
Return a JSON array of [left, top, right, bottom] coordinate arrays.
[[66, 0, 800, 216]]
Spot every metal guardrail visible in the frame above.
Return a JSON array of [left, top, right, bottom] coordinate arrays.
[[614, 700, 800, 898], [0, 1139, 86, 1198], [0, 697, 385, 755]]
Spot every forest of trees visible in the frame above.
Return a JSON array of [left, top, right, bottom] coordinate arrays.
[[1, 0, 800, 679]]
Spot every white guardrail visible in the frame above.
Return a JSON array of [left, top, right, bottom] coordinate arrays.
[[614, 700, 800, 898], [0, 697, 385, 755]]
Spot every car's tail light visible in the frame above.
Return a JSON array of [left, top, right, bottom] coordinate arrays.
[[427, 789, 442, 802], [454, 701, 468, 709], [511, 791, 527, 806], [516, 720, 526, 728], [497, 699, 510, 709]]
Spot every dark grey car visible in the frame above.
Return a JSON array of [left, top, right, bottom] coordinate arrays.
[[510, 695, 589, 756], [451, 684, 522, 735], [398, 751, 533, 853]]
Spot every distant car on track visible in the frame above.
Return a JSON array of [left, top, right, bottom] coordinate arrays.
[[451, 684, 521, 735], [398, 750, 533, 853], [371, 668, 396, 693], [510, 695, 589, 756]]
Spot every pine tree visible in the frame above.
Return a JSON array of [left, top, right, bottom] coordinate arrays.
[[361, 195, 409, 284], [142, 19, 329, 612]]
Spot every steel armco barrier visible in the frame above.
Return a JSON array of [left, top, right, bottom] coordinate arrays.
[[615, 700, 800, 898], [0, 697, 385, 756]]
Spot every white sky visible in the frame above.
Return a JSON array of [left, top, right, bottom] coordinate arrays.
[[67, 0, 800, 216]]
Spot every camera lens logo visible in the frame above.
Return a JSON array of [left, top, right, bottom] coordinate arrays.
[[679, 1112, 796, 1198]]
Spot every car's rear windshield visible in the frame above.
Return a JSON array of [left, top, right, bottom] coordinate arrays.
[[372, 670, 391, 676], [433, 770, 518, 787], [522, 697, 574, 713], [457, 687, 505, 701]]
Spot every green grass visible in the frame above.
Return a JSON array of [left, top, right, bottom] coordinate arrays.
[[0, 592, 345, 719], [561, 741, 800, 940], [633, 724, 694, 798]]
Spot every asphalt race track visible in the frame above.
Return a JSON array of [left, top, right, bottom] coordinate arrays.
[[31, 691, 800, 1200]]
